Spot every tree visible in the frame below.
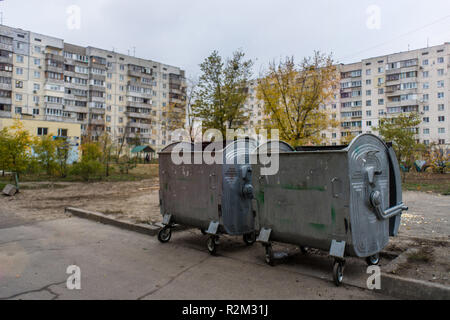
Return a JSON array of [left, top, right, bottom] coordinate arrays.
[[33, 135, 58, 176], [55, 138, 71, 178], [256, 52, 339, 146], [375, 113, 423, 173], [0, 120, 33, 177], [71, 142, 104, 181], [193, 50, 253, 138]]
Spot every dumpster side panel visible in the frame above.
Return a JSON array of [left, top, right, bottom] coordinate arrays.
[[159, 152, 220, 229], [253, 152, 351, 251]]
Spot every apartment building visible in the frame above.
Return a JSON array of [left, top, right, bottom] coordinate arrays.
[[0, 25, 187, 151], [246, 43, 450, 147]]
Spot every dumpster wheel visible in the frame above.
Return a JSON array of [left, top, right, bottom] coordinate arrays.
[[332, 259, 345, 286], [207, 236, 219, 255], [365, 253, 380, 266], [200, 229, 207, 235], [243, 232, 256, 246], [158, 227, 172, 243], [264, 244, 274, 266]]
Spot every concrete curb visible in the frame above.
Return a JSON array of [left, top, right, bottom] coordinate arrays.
[[380, 273, 450, 300], [65, 207, 160, 236]]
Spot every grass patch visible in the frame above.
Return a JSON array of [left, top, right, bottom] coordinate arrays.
[[403, 182, 450, 195]]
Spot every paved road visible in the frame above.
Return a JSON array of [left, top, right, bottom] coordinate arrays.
[[0, 211, 392, 300]]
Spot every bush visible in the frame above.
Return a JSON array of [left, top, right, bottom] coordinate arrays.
[[70, 159, 104, 181]]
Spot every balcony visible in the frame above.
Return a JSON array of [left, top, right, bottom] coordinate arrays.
[[0, 110, 11, 118], [0, 83, 12, 91], [46, 65, 64, 73], [90, 96, 105, 103], [89, 107, 105, 115], [45, 102, 64, 110], [0, 55, 13, 64], [46, 53, 64, 62], [128, 121, 151, 129], [386, 99, 420, 108], [0, 71, 13, 78], [0, 97, 12, 105], [64, 105, 88, 113], [125, 111, 152, 120], [89, 118, 105, 126], [386, 87, 418, 97], [127, 90, 152, 99], [0, 43, 13, 52]]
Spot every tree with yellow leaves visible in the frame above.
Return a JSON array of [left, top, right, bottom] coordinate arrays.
[[256, 52, 339, 146], [0, 119, 33, 177]]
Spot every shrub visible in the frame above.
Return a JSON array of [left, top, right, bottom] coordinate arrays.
[[70, 159, 104, 181]]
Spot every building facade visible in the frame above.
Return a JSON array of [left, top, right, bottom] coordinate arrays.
[[246, 43, 450, 147], [0, 25, 186, 151]]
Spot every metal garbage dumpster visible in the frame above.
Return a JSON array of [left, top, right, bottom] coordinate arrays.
[[158, 139, 258, 255], [252, 134, 408, 285]]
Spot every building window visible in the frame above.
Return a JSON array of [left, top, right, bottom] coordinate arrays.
[[437, 57, 444, 64], [423, 128, 430, 134], [15, 93, 22, 101], [423, 117, 429, 123], [366, 100, 372, 106], [34, 46, 41, 53], [378, 99, 384, 105], [378, 88, 384, 94], [438, 92, 444, 99], [423, 71, 429, 78], [423, 94, 429, 101], [33, 108, 39, 115], [438, 128, 445, 134], [423, 82, 429, 89], [57, 129, 68, 137], [15, 107, 22, 114], [438, 139, 445, 145], [438, 69, 444, 76], [366, 111, 372, 116], [437, 80, 445, 88], [16, 55, 24, 63], [422, 59, 428, 66], [438, 116, 445, 122], [423, 105, 429, 112], [34, 58, 40, 66], [366, 121, 372, 127], [34, 71, 41, 79], [15, 80, 23, 88], [37, 128, 48, 136], [16, 67, 23, 75]]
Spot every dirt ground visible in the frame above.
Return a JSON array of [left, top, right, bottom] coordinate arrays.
[[1, 179, 449, 286], [0, 179, 161, 225]]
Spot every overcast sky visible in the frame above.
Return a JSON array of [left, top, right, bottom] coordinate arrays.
[[2, 0, 450, 78]]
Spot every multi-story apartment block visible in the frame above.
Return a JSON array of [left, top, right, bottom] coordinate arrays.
[[246, 43, 450, 147], [0, 25, 186, 151]]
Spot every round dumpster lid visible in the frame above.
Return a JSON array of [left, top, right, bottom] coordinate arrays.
[[255, 140, 294, 154]]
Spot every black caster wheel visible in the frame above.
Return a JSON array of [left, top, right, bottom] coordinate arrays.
[[366, 253, 380, 266], [243, 232, 256, 246], [300, 246, 309, 254], [200, 229, 207, 235], [158, 227, 172, 243], [206, 236, 218, 255], [332, 259, 345, 286], [264, 245, 274, 266]]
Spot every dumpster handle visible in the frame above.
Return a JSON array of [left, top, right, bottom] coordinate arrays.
[[370, 191, 408, 220]]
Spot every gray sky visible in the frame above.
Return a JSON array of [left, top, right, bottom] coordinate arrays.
[[2, 0, 450, 78]]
